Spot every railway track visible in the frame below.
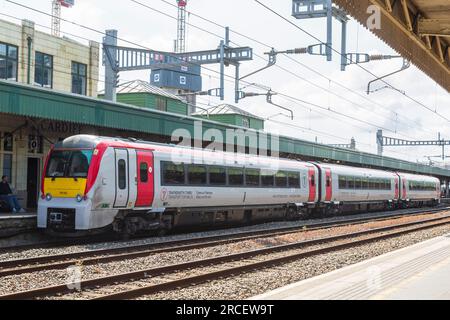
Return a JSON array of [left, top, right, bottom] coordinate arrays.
[[0, 207, 448, 278], [1, 206, 446, 252], [1, 211, 450, 300]]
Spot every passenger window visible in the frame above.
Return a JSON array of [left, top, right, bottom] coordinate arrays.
[[376, 179, 381, 189], [339, 176, 346, 189], [118, 159, 126, 190], [245, 169, 260, 187], [228, 168, 244, 186], [188, 165, 207, 185], [275, 171, 288, 187], [261, 170, 275, 187], [347, 177, 354, 189], [209, 166, 226, 185], [162, 162, 185, 185], [288, 172, 300, 188], [354, 178, 361, 189], [361, 178, 368, 189], [301, 174, 307, 189], [140, 162, 148, 183]]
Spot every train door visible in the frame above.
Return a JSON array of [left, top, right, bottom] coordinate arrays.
[[394, 176, 399, 199], [402, 177, 407, 200], [114, 149, 129, 208], [136, 150, 154, 207], [308, 167, 316, 202], [325, 168, 332, 201]]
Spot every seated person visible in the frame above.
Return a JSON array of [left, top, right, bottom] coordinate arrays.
[[0, 175, 26, 213]]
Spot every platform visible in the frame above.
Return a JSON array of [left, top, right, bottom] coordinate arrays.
[[252, 234, 450, 300], [0, 212, 37, 237]]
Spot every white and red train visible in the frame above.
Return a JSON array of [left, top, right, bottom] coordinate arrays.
[[37, 135, 441, 236]]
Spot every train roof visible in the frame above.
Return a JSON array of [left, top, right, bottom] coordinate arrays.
[[54, 135, 314, 169], [54, 135, 440, 180]]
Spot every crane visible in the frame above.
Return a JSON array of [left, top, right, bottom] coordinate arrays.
[[51, 0, 74, 37], [175, 0, 187, 53]]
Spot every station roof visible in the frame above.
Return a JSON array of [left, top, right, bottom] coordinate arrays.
[[334, 0, 449, 91], [192, 104, 265, 120], [1, 80, 450, 178], [98, 80, 183, 101]]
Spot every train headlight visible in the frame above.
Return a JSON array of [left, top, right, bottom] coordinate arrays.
[[76, 194, 83, 203], [45, 193, 52, 201]]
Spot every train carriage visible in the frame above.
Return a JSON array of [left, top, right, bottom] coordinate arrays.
[[318, 163, 399, 213], [397, 172, 441, 206]]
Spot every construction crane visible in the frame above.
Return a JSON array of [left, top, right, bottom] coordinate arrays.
[[175, 0, 187, 53], [51, 0, 74, 37]]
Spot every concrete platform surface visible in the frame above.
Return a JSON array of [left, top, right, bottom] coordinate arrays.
[[0, 212, 37, 237], [251, 234, 450, 300]]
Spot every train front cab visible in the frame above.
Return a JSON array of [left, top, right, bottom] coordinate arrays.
[[37, 147, 96, 233], [38, 143, 158, 235]]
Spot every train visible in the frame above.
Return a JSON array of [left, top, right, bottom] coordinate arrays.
[[37, 135, 441, 236]]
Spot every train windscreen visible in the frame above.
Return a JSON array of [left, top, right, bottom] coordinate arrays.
[[46, 149, 93, 178]]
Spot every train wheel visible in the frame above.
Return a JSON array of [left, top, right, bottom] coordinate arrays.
[[324, 205, 339, 217], [286, 206, 308, 220]]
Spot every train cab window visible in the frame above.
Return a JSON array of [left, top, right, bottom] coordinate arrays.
[[245, 169, 260, 187], [118, 160, 126, 190], [228, 168, 244, 186], [209, 166, 226, 185], [288, 172, 300, 188], [275, 171, 288, 188], [188, 165, 207, 185], [261, 171, 275, 187], [139, 162, 148, 183], [162, 162, 185, 185], [46, 150, 93, 179], [354, 178, 361, 189]]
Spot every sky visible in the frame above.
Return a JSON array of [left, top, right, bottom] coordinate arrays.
[[1, 0, 449, 165]]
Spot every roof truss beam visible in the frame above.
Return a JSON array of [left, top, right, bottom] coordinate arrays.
[[333, 0, 450, 91], [418, 18, 450, 37]]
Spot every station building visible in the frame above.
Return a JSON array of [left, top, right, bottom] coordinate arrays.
[[0, 17, 101, 209]]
